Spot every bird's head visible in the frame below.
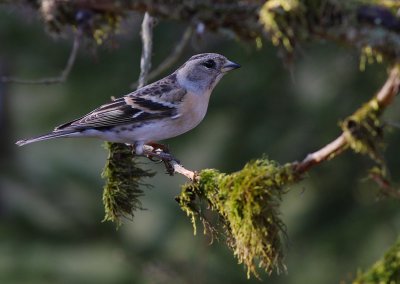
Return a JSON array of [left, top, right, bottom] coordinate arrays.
[[176, 53, 240, 94]]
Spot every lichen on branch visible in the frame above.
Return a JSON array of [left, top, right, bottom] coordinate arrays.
[[341, 98, 385, 165], [340, 66, 400, 188], [177, 158, 303, 278]]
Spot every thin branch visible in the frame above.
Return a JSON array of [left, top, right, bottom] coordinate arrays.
[[376, 67, 400, 107], [295, 67, 400, 174], [369, 171, 400, 199], [295, 135, 347, 174], [138, 12, 155, 88], [1, 30, 82, 85], [131, 26, 192, 89]]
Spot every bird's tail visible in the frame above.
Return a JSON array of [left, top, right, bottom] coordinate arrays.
[[16, 130, 77, 146]]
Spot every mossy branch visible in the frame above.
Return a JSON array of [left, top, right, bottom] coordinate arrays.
[[295, 66, 400, 197], [296, 66, 400, 181], [177, 159, 302, 278]]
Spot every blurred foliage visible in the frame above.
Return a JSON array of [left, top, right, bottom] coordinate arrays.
[[1, 3, 400, 284], [354, 237, 400, 284]]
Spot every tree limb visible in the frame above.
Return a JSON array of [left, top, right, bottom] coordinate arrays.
[[295, 135, 348, 174], [295, 67, 400, 174]]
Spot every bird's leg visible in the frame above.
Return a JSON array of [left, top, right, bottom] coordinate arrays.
[[143, 144, 174, 161], [127, 142, 145, 156]]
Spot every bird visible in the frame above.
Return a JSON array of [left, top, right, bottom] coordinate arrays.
[[16, 53, 240, 155]]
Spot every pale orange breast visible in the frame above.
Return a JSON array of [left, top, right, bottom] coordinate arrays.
[[178, 91, 211, 131]]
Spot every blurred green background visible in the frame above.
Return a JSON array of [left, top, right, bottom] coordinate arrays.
[[1, 5, 400, 284]]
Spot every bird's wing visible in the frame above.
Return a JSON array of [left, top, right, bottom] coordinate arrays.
[[55, 76, 186, 131]]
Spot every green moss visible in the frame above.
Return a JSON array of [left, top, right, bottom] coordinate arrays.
[[177, 158, 302, 278], [341, 98, 386, 169], [353, 238, 400, 283], [102, 142, 154, 227], [340, 96, 393, 190]]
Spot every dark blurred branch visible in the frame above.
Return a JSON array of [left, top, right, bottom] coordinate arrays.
[[69, 0, 262, 40], [1, 30, 81, 85], [131, 26, 192, 89], [295, 67, 400, 174], [138, 12, 155, 88]]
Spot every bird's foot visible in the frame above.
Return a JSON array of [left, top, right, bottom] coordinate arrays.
[[142, 143, 180, 176]]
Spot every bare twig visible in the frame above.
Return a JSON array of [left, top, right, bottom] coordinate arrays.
[[1, 30, 82, 85], [295, 135, 348, 174], [376, 67, 400, 107], [138, 12, 155, 88], [295, 67, 400, 174], [131, 26, 192, 89]]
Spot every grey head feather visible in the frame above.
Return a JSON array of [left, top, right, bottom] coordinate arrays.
[[176, 53, 229, 94]]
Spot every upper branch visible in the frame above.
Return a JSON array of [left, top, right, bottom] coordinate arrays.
[[33, 1, 400, 61], [295, 66, 400, 174]]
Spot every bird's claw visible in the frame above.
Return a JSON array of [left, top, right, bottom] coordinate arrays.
[[142, 143, 182, 176]]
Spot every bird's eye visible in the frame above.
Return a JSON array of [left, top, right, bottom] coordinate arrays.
[[201, 59, 216, 69]]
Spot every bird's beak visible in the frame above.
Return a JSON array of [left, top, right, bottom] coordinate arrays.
[[221, 60, 241, 73]]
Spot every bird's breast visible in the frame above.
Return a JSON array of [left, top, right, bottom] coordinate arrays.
[[178, 91, 210, 131]]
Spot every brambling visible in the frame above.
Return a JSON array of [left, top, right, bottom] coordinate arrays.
[[16, 53, 240, 155]]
